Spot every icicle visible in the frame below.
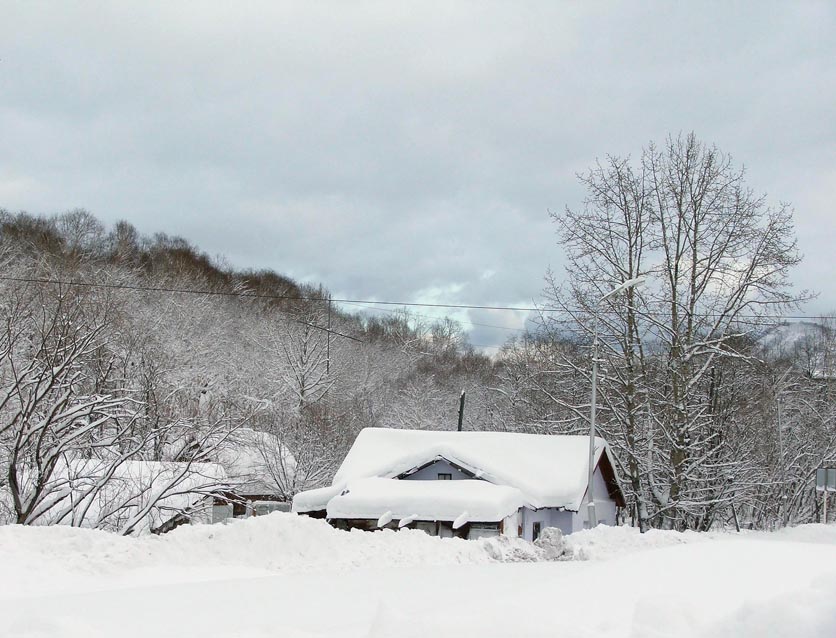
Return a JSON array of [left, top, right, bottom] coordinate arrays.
[[398, 514, 417, 528], [452, 511, 469, 529], [376, 511, 393, 528]]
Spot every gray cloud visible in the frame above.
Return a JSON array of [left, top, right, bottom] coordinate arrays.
[[2, 2, 834, 347]]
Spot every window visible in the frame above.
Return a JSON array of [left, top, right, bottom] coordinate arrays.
[[468, 523, 500, 540], [437, 473, 452, 480], [532, 522, 542, 541]]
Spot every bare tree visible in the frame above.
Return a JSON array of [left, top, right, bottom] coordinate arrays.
[[544, 133, 807, 530]]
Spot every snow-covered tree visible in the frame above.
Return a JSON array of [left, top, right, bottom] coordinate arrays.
[[541, 133, 808, 530]]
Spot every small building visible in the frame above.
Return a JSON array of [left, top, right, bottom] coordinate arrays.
[[292, 428, 625, 541], [210, 428, 296, 519], [47, 459, 230, 534]]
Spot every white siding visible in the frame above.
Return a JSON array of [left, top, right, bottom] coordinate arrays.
[[572, 466, 618, 530], [547, 509, 574, 534], [520, 507, 551, 541]]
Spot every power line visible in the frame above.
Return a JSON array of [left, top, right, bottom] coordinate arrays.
[[0, 275, 545, 314], [0, 275, 831, 324]]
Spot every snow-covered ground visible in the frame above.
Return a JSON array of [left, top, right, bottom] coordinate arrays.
[[1, 514, 835, 637]]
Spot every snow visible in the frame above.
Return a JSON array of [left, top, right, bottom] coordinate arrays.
[[297, 427, 614, 512], [326, 477, 525, 524], [564, 522, 710, 560], [40, 459, 228, 532], [211, 427, 294, 495], [1, 517, 835, 637], [452, 510, 469, 529], [292, 483, 343, 512], [376, 510, 393, 528]]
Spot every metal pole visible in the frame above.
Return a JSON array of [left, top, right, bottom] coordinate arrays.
[[777, 395, 786, 526], [326, 294, 331, 375], [457, 391, 466, 431], [774, 366, 792, 527], [587, 311, 599, 528], [585, 277, 644, 530], [730, 501, 741, 533]]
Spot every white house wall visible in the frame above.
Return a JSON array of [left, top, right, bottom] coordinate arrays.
[[571, 466, 617, 530], [522, 467, 618, 539], [519, 508, 574, 539], [502, 510, 520, 538], [520, 507, 551, 541], [547, 509, 574, 534]]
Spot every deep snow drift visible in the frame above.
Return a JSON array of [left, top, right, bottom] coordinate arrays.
[[0, 512, 547, 598], [1, 514, 835, 638]]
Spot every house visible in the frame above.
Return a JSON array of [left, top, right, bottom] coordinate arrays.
[[292, 427, 625, 541], [44, 459, 230, 534], [211, 428, 296, 519]]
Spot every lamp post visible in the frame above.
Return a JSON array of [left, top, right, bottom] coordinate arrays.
[[587, 276, 644, 528]]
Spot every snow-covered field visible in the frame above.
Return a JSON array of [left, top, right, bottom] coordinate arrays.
[[1, 514, 835, 638]]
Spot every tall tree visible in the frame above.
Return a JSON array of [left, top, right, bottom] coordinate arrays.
[[545, 133, 806, 529]]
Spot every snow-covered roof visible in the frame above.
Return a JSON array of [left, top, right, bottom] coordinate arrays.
[[292, 484, 343, 514], [213, 428, 296, 496], [294, 428, 618, 513], [43, 459, 229, 533], [326, 477, 525, 524]]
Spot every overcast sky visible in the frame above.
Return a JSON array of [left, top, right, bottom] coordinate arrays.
[[1, 2, 834, 347]]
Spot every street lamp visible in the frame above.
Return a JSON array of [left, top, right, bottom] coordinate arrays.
[[587, 276, 645, 528]]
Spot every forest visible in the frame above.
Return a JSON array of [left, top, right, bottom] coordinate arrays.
[[1, 135, 833, 534]]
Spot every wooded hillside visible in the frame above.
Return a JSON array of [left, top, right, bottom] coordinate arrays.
[[0, 205, 833, 532]]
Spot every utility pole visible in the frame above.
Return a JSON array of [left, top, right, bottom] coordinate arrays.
[[326, 294, 331, 375], [457, 391, 466, 431], [777, 395, 786, 526], [775, 366, 792, 527], [587, 315, 600, 527]]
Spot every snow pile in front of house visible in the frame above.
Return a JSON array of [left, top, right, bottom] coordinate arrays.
[[7, 516, 834, 602], [565, 523, 711, 560], [2, 521, 835, 637], [0, 512, 544, 598], [326, 477, 525, 524]]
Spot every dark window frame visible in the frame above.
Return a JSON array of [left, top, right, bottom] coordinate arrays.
[[437, 472, 452, 480]]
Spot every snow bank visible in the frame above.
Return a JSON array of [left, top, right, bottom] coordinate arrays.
[[0, 512, 543, 599], [565, 523, 709, 560], [566, 522, 836, 560], [769, 522, 836, 545], [1, 521, 835, 637]]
